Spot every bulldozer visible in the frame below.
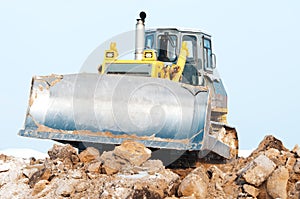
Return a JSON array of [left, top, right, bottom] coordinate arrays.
[[19, 12, 238, 164]]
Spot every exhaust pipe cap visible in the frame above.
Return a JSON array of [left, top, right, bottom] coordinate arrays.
[[139, 11, 146, 22]]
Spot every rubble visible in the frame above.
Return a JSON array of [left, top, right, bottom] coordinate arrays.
[[87, 161, 101, 173], [55, 180, 75, 197], [32, 180, 48, 196], [113, 140, 152, 166], [177, 166, 209, 198], [100, 151, 130, 175], [250, 135, 289, 156], [29, 167, 51, 188], [78, 147, 100, 163], [292, 144, 300, 157], [239, 154, 276, 186], [48, 144, 77, 160], [0, 135, 300, 198], [243, 184, 259, 198], [294, 159, 300, 174], [266, 166, 289, 199], [0, 163, 10, 172], [295, 181, 300, 191], [286, 156, 297, 172]]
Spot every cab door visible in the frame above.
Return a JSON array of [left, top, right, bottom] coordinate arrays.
[[203, 37, 213, 72], [181, 34, 199, 85]]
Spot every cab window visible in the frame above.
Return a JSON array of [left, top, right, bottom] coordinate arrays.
[[181, 35, 198, 86], [145, 34, 154, 49], [204, 38, 212, 70], [182, 35, 197, 63], [157, 34, 177, 62]]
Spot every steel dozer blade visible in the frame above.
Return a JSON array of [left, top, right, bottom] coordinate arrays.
[[19, 73, 232, 158]]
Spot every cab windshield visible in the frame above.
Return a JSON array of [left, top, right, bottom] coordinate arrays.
[[157, 33, 177, 62]]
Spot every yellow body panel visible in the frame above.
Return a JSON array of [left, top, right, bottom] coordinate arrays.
[[100, 42, 189, 82]]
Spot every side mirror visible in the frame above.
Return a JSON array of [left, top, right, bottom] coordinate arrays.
[[211, 53, 216, 69]]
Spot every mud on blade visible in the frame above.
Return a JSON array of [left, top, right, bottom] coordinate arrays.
[[19, 73, 211, 150]]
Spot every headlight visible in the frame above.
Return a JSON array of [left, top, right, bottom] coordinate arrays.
[[145, 52, 153, 58], [106, 52, 114, 58]]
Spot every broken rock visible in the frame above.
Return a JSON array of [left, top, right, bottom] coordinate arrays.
[[87, 161, 102, 173], [263, 148, 281, 165], [178, 166, 209, 198], [240, 154, 276, 186], [29, 168, 51, 188], [267, 166, 289, 199], [100, 151, 130, 175], [286, 156, 297, 172], [243, 184, 259, 198], [294, 159, 300, 174], [55, 181, 75, 197], [69, 169, 83, 179], [141, 159, 164, 174], [0, 158, 25, 187], [249, 135, 289, 159], [75, 181, 88, 193], [48, 144, 78, 160], [114, 140, 151, 166], [0, 163, 10, 172], [23, 167, 39, 179], [78, 147, 100, 163], [32, 179, 48, 196], [292, 144, 300, 157], [295, 181, 300, 191]]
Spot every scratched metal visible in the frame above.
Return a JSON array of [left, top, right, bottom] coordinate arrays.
[[20, 73, 211, 150]]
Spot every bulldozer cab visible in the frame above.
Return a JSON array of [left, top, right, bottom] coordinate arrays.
[[145, 28, 216, 86]]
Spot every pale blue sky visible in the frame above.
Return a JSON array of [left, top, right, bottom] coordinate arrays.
[[0, 0, 299, 152]]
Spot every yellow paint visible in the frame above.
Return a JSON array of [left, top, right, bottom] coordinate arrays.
[[212, 107, 228, 113], [100, 42, 189, 81], [170, 41, 189, 82], [142, 49, 157, 61]]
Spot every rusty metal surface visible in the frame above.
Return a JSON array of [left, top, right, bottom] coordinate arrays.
[[20, 73, 212, 150]]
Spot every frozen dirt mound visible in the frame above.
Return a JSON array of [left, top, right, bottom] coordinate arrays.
[[1, 136, 300, 199]]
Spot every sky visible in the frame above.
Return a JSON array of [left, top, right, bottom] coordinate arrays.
[[0, 0, 299, 153]]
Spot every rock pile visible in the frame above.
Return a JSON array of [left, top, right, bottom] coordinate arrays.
[[0, 136, 300, 199]]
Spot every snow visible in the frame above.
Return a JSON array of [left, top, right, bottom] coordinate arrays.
[[0, 148, 48, 159]]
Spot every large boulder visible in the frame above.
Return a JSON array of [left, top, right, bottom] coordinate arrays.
[[100, 140, 154, 175], [178, 166, 209, 198], [48, 144, 78, 161], [78, 147, 100, 163], [114, 140, 151, 166], [267, 166, 289, 199], [239, 154, 276, 186], [100, 151, 131, 175]]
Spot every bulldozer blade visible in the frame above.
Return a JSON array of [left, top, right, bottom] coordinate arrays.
[[19, 73, 211, 151]]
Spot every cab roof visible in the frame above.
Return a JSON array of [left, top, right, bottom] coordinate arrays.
[[146, 27, 211, 37]]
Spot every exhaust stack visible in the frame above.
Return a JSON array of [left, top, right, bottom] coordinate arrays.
[[135, 12, 146, 60]]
